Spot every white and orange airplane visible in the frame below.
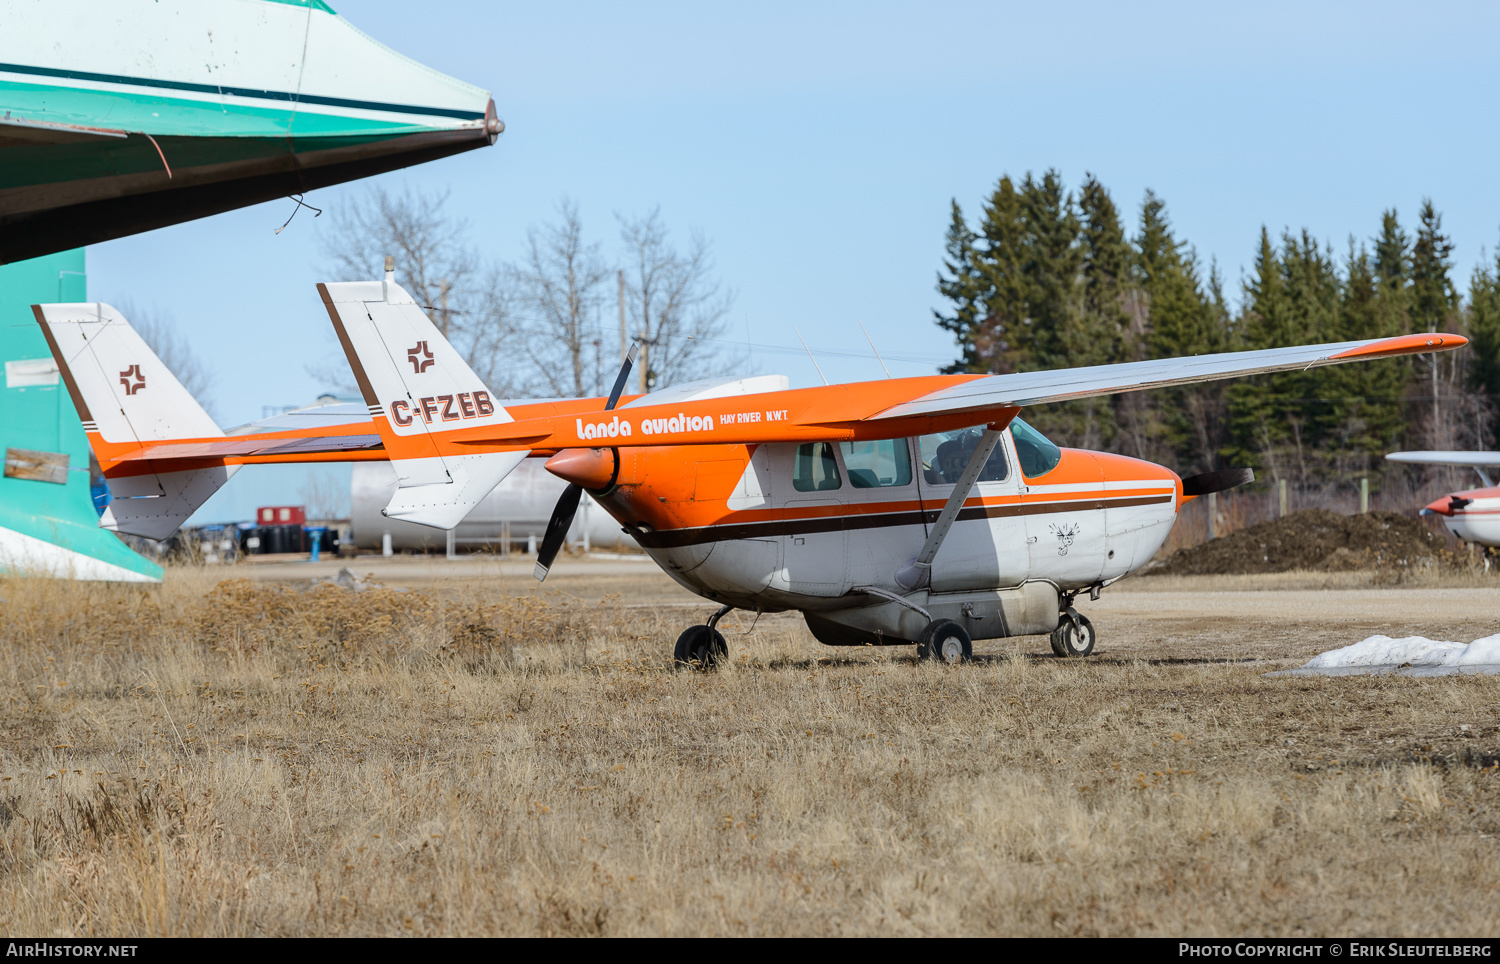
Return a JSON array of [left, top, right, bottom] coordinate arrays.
[[35, 273, 1466, 665], [1386, 451, 1500, 547]]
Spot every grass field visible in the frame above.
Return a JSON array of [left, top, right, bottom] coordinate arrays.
[[0, 560, 1496, 936]]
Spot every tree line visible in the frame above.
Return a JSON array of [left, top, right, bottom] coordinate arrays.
[[935, 171, 1500, 489]]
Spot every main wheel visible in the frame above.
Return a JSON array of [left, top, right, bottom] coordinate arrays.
[[1049, 609, 1096, 657], [673, 625, 728, 669], [917, 619, 972, 664]]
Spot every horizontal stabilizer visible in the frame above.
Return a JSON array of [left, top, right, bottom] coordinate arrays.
[[99, 466, 237, 541], [382, 451, 529, 529]]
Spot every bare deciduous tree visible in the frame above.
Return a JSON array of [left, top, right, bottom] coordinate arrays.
[[319, 186, 527, 396], [513, 198, 612, 398], [618, 207, 736, 392]]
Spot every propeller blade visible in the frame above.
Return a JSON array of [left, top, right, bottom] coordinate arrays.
[[533, 482, 584, 581], [605, 343, 639, 410], [534, 346, 638, 581]]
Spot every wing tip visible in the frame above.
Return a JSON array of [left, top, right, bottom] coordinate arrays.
[[1330, 333, 1468, 360]]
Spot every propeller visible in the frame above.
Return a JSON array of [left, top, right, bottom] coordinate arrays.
[[534, 344, 639, 581]]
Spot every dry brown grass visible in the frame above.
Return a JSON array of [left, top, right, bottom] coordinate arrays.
[[0, 568, 1496, 936]]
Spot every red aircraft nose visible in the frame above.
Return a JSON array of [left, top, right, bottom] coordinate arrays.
[[545, 448, 616, 489], [1424, 494, 1473, 516]]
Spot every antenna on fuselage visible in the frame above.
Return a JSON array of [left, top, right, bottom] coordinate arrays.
[[858, 321, 892, 379], [793, 326, 829, 386]]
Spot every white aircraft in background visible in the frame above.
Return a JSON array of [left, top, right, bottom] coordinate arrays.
[[37, 285, 1465, 666], [1387, 451, 1500, 547]]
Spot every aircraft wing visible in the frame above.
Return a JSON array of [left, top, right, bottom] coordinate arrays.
[[871, 334, 1461, 420], [1386, 451, 1500, 468], [437, 332, 1466, 451]]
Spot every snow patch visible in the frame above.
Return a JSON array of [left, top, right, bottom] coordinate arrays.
[[1278, 634, 1500, 677]]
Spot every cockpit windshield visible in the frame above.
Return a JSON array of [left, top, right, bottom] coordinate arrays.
[[1009, 417, 1062, 478]]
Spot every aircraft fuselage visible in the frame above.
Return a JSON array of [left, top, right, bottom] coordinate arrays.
[[570, 427, 1180, 645]]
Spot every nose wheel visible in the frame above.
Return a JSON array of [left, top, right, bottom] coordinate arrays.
[[1050, 607, 1096, 657], [674, 604, 732, 670]]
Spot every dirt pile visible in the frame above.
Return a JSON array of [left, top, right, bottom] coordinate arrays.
[[1149, 508, 1459, 576]]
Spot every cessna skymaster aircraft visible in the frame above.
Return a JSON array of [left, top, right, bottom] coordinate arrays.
[[34, 277, 1466, 665], [1387, 451, 1500, 547]]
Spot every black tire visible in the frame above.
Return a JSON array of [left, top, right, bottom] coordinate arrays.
[[917, 619, 972, 664], [1050, 609, 1096, 657], [673, 625, 727, 669]]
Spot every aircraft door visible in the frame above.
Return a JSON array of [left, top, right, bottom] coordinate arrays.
[[773, 442, 848, 596], [916, 427, 1029, 592], [834, 437, 924, 590]]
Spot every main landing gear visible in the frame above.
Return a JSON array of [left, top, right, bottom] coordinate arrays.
[[916, 619, 972, 664], [674, 604, 732, 670]]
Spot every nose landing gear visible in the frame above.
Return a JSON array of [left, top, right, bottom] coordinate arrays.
[[1050, 607, 1096, 657], [674, 604, 733, 669]]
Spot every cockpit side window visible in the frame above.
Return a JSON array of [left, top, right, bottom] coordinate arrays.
[[792, 441, 842, 491], [1009, 416, 1063, 478], [838, 438, 913, 488], [917, 428, 1009, 484]]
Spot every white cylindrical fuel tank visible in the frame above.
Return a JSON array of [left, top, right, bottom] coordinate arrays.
[[350, 460, 636, 552]]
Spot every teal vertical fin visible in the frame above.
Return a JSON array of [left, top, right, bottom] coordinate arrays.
[[0, 250, 163, 582]]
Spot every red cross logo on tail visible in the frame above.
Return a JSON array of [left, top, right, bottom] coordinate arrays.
[[119, 365, 145, 396], [407, 341, 434, 374]]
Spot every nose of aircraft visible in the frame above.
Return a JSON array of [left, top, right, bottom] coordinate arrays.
[[545, 448, 616, 489], [1424, 494, 1471, 516]]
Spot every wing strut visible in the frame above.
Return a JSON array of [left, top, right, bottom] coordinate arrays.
[[895, 425, 1005, 591]]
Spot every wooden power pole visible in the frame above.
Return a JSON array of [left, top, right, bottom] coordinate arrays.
[[618, 270, 627, 365]]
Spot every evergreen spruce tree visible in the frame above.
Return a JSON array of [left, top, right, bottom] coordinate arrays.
[[1016, 170, 1081, 371], [1012, 171, 1088, 444], [1466, 249, 1500, 447], [934, 200, 988, 373], [1411, 200, 1457, 333], [1133, 191, 1223, 471], [1322, 242, 1404, 474], [1411, 200, 1458, 444], [1065, 174, 1133, 448], [1224, 228, 1288, 470]]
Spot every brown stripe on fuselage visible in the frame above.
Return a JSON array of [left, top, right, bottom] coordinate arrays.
[[631, 493, 1174, 549]]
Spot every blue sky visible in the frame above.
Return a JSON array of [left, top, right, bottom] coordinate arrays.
[[89, 0, 1500, 428]]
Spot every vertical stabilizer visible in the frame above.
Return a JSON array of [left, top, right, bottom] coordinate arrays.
[[318, 278, 526, 529], [34, 302, 236, 540]]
